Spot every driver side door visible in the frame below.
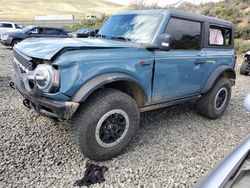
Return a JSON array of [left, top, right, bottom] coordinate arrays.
[[152, 17, 209, 103]]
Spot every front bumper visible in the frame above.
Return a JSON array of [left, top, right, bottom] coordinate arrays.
[[11, 63, 79, 119], [1, 37, 12, 46]]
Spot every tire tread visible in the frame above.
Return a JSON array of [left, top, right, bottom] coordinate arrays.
[[70, 88, 140, 161], [196, 77, 231, 119]]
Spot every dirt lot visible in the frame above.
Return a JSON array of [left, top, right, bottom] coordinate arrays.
[[0, 44, 250, 188]]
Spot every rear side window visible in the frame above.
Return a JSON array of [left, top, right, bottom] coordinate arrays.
[[2, 23, 13, 28], [165, 18, 201, 50], [209, 26, 232, 47], [58, 29, 67, 35], [44, 28, 59, 35]]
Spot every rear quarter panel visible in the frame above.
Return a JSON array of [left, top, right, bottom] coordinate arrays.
[[202, 48, 235, 81], [197, 48, 236, 95]]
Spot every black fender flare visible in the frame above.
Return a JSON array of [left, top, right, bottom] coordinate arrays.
[[72, 73, 147, 103], [201, 65, 236, 93]]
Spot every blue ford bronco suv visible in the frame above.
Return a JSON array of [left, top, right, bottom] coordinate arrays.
[[11, 9, 236, 161]]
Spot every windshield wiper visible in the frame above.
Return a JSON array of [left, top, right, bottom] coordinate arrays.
[[111, 35, 131, 42], [96, 34, 131, 42]]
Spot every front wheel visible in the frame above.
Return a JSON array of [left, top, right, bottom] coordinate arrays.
[[71, 88, 140, 161], [11, 39, 21, 47], [196, 78, 231, 119]]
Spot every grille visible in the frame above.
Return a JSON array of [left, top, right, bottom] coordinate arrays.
[[13, 49, 34, 71]]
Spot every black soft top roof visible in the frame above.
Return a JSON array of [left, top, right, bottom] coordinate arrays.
[[169, 9, 233, 27], [117, 9, 233, 28]]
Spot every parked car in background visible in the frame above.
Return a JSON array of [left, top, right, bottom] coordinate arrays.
[[1, 26, 69, 47], [0, 22, 22, 35], [73, 28, 99, 38], [197, 96, 250, 188], [66, 30, 74, 38], [11, 9, 236, 161], [240, 51, 250, 75]]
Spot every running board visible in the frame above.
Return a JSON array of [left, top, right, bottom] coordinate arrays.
[[139, 95, 201, 112]]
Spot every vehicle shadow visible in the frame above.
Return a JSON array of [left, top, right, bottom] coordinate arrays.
[[141, 103, 196, 125], [125, 102, 198, 151], [0, 44, 12, 50]]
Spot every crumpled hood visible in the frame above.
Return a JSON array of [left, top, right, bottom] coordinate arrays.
[[14, 37, 132, 60]]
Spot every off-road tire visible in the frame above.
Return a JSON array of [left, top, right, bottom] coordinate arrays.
[[196, 77, 231, 119], [71, 88, 140, 161], [240, 59, 250, 75], [11, 39, 21, 47]]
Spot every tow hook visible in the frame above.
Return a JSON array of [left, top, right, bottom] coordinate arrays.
[[23, 99, 31, 109], [9, 82, 15, 89]]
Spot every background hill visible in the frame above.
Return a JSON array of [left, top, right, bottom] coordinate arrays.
[[0, 0, 127, 20]]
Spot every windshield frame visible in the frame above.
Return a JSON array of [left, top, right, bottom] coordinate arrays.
[[98, 14, 163, 44]]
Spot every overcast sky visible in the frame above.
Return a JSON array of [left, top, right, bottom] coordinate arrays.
[[105, 0, 223, 6]]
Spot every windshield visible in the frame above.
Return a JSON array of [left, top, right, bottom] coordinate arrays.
[[21, 26, 34, 34], [98, 14, 163, 44], [78, 28, 91, 34]]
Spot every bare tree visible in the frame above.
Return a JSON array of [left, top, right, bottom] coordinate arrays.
[[129, 0, 146, 10], [129, 0, 160, 10], [149, 2, 161, 9]]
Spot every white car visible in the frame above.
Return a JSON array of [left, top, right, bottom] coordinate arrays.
[[197, 96, 250, 188], [243, 95, 250, 111], [0, 22, 22, 36]]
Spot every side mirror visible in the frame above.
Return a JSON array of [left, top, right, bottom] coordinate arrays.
[[158, 34, 170, 51], [145, 34, 171, 51]]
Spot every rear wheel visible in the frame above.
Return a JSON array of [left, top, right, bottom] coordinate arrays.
[[240, 59, 250, 75], [196, 78, 231, 119], [71, 88, 140, 161]]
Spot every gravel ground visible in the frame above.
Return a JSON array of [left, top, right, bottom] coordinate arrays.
[[1, 44, 250, 188]]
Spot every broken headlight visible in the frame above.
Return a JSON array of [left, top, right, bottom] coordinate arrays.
[[25, 64, 60, 93]]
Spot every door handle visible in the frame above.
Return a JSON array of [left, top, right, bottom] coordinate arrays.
[[194, 61, 206, 65]]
